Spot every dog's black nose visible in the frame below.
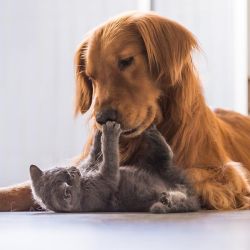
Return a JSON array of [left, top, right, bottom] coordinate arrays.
[[96, 108, 117, 124]]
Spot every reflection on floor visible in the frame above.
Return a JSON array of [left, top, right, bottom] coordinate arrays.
[[0, 210, 250, 250]]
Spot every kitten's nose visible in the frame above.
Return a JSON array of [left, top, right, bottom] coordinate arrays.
[[96, 108, 117, 125]]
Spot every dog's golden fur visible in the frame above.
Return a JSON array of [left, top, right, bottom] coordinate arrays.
[[75, 12, 250, 210], [0, 11, 250, 211]]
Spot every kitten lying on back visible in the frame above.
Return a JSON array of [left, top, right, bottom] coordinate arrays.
[[30, 122, 200, 213]]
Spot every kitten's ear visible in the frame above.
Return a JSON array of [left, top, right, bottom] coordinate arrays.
[[30, 164, 43, 182], [63, 185, 72, 200]]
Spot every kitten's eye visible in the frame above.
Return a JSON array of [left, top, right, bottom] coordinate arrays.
[[118, 56, 134, 70], [64, 187, 71, 199]]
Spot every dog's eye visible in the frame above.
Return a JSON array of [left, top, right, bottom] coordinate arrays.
[[118, 56, 134, 70]]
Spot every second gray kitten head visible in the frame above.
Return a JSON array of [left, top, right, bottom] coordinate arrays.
[[30, 165, 81, 212]]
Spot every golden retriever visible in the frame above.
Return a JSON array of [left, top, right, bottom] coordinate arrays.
[[1, 11, 250, 210]]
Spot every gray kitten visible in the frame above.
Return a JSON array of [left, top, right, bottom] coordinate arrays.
[[30, 122, 200, 213]]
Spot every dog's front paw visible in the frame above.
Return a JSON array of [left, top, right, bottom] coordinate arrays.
[[102, 121, 122, 138]]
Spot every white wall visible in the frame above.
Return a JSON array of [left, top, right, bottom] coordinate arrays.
[[0, 0, 137, 186], [0, 0, 248, 186], [248, 0, 250, 77], [155, 0, 248, 114]]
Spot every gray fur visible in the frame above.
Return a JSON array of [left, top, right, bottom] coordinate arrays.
[[30, 122, 200, 213]]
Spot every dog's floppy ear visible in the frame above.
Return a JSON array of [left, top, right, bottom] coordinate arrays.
[[135, 13, 198, 84], [74, 39, 93, 115]]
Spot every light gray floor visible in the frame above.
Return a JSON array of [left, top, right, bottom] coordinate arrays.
[[0, 211, 250, 250]]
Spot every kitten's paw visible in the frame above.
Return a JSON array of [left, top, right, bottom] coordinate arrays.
[[159, 192, 171, 206], [169, 191, 187, 203], [145, 124, 158, 135], [148, 124, 157, 131], [94, 129, 102, 138], [150, 202, 168, 213], [159, 191, 187, 209], [68, 167, 81, 180], [103, 121, 122, 137]]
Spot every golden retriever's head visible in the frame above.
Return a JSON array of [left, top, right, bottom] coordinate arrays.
[[75, 11, 197, 137]]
